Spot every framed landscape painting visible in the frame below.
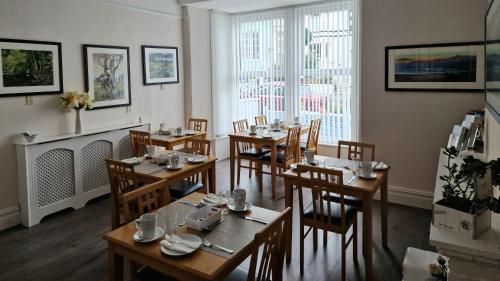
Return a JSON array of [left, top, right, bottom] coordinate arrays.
[[83, 44, 131, 109], [0, 38, 63, 97], [142, 45, 179, 85], [385, 42, 484, 92]]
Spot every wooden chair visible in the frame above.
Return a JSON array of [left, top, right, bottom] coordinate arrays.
[[337, 140, 375, 161], [130, 130, 152, 157], [233, 119, 270, 184], [169, 138, 211, 200], [121, 179, 170, 281], [256, 125, 301, 198], [254, 115, 267, 126], [224, 207, 291, 281], [187, 117, 208, 133], [106, 159, 149, 229], [301, 118, 321, 155], [296, 164, 358, 280]]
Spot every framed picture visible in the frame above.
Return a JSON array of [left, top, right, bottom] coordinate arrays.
[[0, 38, 63, 97], [385, 42, 485, 92], [486, 0, 500, 123], [142, 45, 179, 85], [83, 44, 131, 110]]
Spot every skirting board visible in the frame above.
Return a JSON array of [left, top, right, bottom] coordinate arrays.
[[0, 205, 21, 231], [374, 185, 434, 210]]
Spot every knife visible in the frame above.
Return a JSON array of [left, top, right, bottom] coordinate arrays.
[[239, 215, 269, 225]]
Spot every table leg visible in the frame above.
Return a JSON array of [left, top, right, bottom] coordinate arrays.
[[284, 178, 293, 264], [108, 243, 123, 281], [230, 136, 235, 192], [363, 195, 373, 281], [271, 144, 277, 199], [381, 171, 388, 248], [209, 161, 216, 194]]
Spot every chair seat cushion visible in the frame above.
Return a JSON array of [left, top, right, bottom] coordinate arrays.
[[136, 266, 174, 281], [240, 148, 270, 157], [169, 180, 205, 200], [303, 200, 357, 225], [276, 143, 287, 150], [223, 266, 249, 281], [258, 152, 285, 163], [323, 193, 363, 208]]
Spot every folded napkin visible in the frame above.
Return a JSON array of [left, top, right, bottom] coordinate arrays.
[[122, 157, 142, 164], [165, 234, 200, 249], [203, 194, 224, 204], [160, 240, 193, 253]]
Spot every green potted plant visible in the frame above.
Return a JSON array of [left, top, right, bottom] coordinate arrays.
[[433, 147, 500, 239]]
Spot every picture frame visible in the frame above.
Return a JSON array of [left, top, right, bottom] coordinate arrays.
[[83, 44, 131, 110], [142, 45, 179, 85], [385, 42, 485, 92], [0, 38, 63, 97], [486, 0, 500, 123]]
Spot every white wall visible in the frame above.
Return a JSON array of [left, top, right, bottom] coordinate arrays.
[[0, 0, 184, 211], [360, 0, 488, 202]]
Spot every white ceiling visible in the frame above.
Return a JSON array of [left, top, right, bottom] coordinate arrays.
[[178, 0, 326, 13]]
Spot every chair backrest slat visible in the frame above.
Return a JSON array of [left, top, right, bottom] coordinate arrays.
[[255, 115, 268, 126], [247, 208, 291, 281], [306, 118, 321, 153], [188, 118, 208, 132], [284, 126, 302, 165], [337, 140, 375, 162], [121, 179, 170, 223], [129, 130, 151, 157]]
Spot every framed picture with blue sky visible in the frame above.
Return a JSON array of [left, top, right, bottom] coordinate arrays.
[[142, 45, 179, 85], [385, 42, 484, 92]]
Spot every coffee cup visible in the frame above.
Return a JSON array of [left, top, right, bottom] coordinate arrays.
[[250, 125, 257, 134], [146, 145, 158, 157], [360, 161, 373, 177], [170, 154, 180, 168], [175, 127, 183, 136], [304, 149, 315, 164], [135, 213, 157, 240], [294, 116, 300, 124], [160, 122, 167, 131], [233, 189, 246, 210]]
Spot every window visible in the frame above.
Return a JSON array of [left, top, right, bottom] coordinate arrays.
[[231, 1, 357, 144]]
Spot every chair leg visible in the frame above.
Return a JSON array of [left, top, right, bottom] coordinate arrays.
[[313, 227, 318, 251], [341, 233, 346, 281], [130, 260, 138, 281], [257, 162, 263, 192], [248, 160, 252, 178], [353, 216, 358, 262], [300, 224, 305, 276], [323, 229, 328, 246], [237, 158, 241, 185]]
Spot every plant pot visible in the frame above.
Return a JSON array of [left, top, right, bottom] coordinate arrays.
[[433, 199, 491, 239]]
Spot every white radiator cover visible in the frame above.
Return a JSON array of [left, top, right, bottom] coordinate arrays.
[[16, 123, 149, 227]]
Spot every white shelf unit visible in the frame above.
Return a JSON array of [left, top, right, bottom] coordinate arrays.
[[16, 123, 150, 227]]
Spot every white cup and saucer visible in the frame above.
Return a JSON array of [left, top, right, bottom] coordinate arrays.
[[304, 149, 317, 165], [227, 189, 251, 212], [358, 161, 377, 179], [294, 116, 300, 125], [167, 154, 183, 170], [133, 213, 164, 243], [249, 125, 257, 135]]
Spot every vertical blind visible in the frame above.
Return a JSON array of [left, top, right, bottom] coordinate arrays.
[[232, 1, 355, 144]]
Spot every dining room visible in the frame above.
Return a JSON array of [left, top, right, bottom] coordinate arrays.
[[1, 0, 500, 281]]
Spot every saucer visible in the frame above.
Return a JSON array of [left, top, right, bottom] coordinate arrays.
[[373, 162, 389, 170], [227, 201, 252, 212], [359, 172, 377, 179], [166, 164, 184, 170], [133, 227, 165, 243]]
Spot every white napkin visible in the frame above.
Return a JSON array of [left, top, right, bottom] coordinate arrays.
[[203, 194, 223, 204], [165, 234, 200, 249], [160, 240, 193, 253]]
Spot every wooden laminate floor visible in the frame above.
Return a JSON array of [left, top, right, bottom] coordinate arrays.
[[0, 160, 435, 281]]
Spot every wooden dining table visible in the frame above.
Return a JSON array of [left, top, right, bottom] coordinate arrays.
[[282, 155, 389, 281], [228, 124, 309, 198], [133, 151, 217, 194], [104, 192, 281, 281], [151, 130, 207, 150]]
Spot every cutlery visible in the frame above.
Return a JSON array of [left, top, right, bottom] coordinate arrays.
[[178, 200, 204, 208], [238, 215, 269, 225], [347, 175, 358, 184], [202, 239, 234, 254]]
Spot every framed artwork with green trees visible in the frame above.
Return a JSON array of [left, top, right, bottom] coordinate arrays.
[[0, 38, 63, 97]]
